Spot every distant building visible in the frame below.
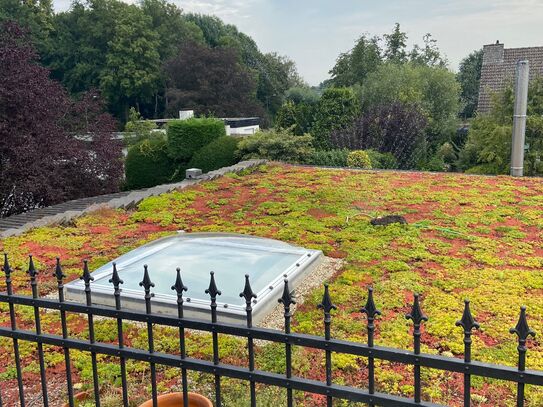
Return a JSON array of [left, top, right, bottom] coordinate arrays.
[[478, 42, 543, 115], [147, 110, 260, 136]]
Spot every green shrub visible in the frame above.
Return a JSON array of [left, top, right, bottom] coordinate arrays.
[[188, 136, 240, 173], [125, 138, 177, 189], [236, 129, 315, 163], [167, 118, 226, 161], [365, 149, 398, 169], [123, 107, 158, 146], [309, 149, 349, 167], [347, 150, 372, 169]]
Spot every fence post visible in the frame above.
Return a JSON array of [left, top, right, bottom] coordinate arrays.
[[109, 263, 129, 407], [54, 258, 75, 407], [361, 287, 381, 407], [456, 299, 479, 407], [3, 254, 25, 407], [279, 279, 296, 407], [510, 306, 536, 407], [206, 271, 222, 407], [81, 260, 100, 407], [240, 275, 257, 407], [318, 284, 337, 407], [28, 255, 49, 406], [140, 265, 157, 407], [172, 268, 189, 407], [406, 293, 428, 403]]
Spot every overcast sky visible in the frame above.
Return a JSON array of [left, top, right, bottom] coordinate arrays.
[[53, 0, 543, 85]]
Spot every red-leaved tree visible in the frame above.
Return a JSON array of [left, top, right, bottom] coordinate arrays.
[[0, 22, 123, 217]]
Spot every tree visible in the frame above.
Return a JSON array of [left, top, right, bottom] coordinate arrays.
[[100, 5, 161, 120], [329, 34, 382, 87], [457, 49, 483, 119], [140, 0, 203, 61], [284, 86, 320, 105], [330, 102, 428, 168], [47, 0, 125, 94], [409, 34, 447, 67], [383, 23, 407, 64], [312, 88, 360, 149], [164, 42, 265, 117], [360, 63, 460, 153], [123, 107, 158, 146], [0, 0, 54, 55], [458, 78, 543, 175], [0, 22, 122, 217], [256, 52, 303, 117]]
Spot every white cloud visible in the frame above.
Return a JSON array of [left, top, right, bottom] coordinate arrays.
[[178, 0, 261, 19]]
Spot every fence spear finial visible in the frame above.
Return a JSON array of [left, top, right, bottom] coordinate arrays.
[[80, 260, 94, 285], [510, 306, 535, 346], [361, 287, 381, 320], [317, 283, 337, 314], [53, 257, 65, 282], [240, 274, 257, 304], [28, 254, 38, 279], [456, 299, 479, 333], [172, 267, 187, 294], [109, 262, 123, 287], [405, 293, 428, 325], [2, 253, 11, 276], [205, 271, 221, 299], [278, 279, 295, 307], [139, 264, 155, 291]]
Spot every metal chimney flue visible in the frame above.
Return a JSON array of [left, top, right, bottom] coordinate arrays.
[[510, 60, 529, 177]]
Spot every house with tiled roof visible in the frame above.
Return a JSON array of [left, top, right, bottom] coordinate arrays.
[[477, 41, 543, 114]]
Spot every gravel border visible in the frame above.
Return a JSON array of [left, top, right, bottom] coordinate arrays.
[[258, 256, 344, 330]]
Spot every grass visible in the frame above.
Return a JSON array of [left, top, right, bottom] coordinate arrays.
[[1, 163, 543, 406]]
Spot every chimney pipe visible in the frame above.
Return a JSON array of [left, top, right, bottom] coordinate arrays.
[[510, 60, 529, 177]]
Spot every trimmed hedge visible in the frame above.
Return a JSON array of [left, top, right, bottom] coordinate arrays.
[[309, 149, 349, 167], [236, 129, 315, 163], [188, 136, 240, 173], [125, 138, 177, 189], [167, 118, 226, 161], [365, 149, 398, 169]]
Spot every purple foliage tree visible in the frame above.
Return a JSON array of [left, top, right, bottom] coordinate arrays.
[[0, 22, 123, 217], [330, 102, 427, 168]]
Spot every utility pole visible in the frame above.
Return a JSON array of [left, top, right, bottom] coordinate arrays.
[[510, 60, 530, 177]]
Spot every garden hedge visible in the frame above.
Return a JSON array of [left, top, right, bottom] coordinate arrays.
[[188, 136, 240, 173], [125, 138, 177, 189], [167, 118, 226, 161]]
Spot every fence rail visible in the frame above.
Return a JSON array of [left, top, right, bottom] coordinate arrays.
[[0, 253, 541, 407]]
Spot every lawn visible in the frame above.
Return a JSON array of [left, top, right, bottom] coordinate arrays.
[[1, 163, 543, 406]]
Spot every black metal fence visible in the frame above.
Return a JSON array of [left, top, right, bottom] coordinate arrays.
[[0, 254, 542, 407]]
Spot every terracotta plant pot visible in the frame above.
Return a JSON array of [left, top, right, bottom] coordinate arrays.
[[139, 392, 213, 407]]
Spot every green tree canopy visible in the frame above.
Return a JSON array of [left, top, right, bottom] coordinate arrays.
[[99, 5, 161, 119], [383, 23, 407, 63], [457, 49, 483, 119], [312, 87, 360, 149], [360, 63, 460, 151], [329, 34, 382, 87], [459, 78, 543, 175], [140, 0, 204, 61], [0, 0, 54, 54]]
